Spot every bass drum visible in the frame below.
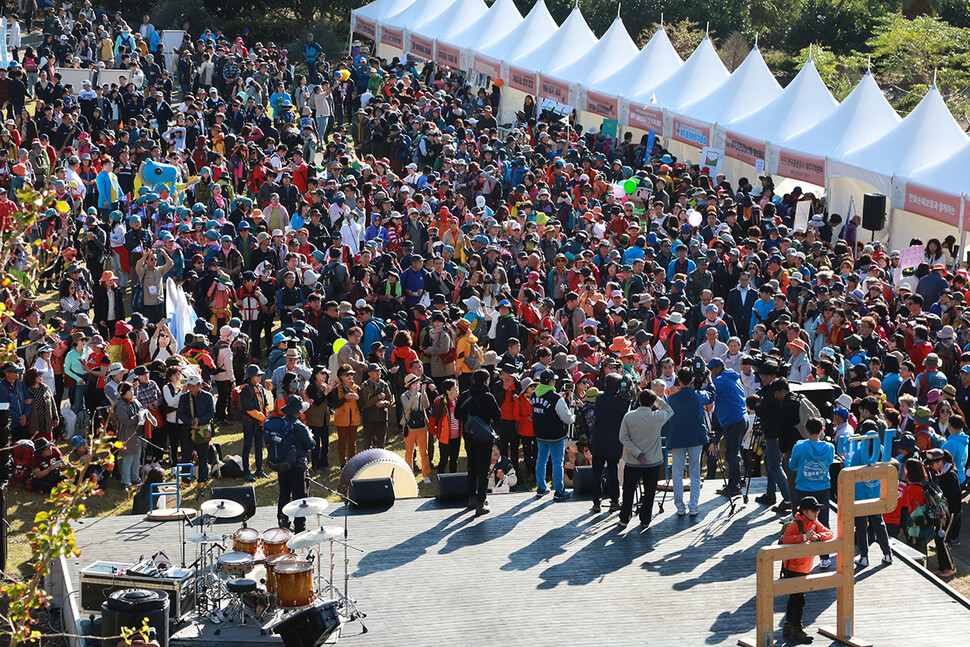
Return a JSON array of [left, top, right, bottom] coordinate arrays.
[[274, 560, 314, 608], [338, 448, 418, 498]]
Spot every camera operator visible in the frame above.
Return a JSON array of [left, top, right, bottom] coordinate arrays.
[[30, 437, 66, 493], [663, 366, 716, 516], [707, 358, 748, 496], [755, 377, 802, 513]]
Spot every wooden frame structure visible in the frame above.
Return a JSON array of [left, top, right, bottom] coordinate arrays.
[[739, 454, 898, 647]]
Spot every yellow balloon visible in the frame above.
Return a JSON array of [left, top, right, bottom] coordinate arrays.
[[55, 200, 70, 214], [333, 338, 347, 354]]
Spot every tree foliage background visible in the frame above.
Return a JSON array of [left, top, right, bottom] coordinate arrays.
[[116, 0, 970, 127]]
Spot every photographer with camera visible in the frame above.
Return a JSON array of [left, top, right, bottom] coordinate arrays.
[[30, 437, 66, 493], [663, 365, 716, 515]]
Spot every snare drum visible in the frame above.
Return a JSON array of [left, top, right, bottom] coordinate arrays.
[[274, 560, 314, 608], [232, 527, 260, 555], [217, 551, 254, 576], [264, 553, 300, 594], [261, 527, 293, 558]]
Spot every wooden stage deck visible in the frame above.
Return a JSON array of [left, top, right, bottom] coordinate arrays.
[[67, 480, 970, 646]]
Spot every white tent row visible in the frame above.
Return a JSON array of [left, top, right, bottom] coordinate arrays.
[[358, 0, 970, 249]]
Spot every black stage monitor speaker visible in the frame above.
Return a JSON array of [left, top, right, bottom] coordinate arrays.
[[272, 601, 340, 647], [209, 486, 256, 523], [436, 472, 470, 503], [572, 465, 596, 496], [350, 476, 395, 508], [862, 193, 887, 231]]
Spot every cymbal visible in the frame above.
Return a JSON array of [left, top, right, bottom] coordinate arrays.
[[187, 532, 223, 544], [287, 527, 341, 549], [200, 498, 245, 518], [281, 497, 330, 518]]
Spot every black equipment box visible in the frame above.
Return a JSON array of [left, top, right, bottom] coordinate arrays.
[[79, 561, 196, 622]]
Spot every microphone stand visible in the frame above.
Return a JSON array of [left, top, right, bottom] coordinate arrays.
[[308, 477, 367, 634]]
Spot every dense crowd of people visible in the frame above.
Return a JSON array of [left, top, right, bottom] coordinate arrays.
[[2, 7, 968, 641]]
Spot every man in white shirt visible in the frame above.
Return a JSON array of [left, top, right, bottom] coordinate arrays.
[[695, 326, 728, 364]]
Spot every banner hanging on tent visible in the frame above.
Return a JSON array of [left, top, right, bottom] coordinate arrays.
[[776, 149, 826, 186], [538, 74, 569, 102], [473, 54, 500, 79], [506, 65, 537, 94], [627, 103, 663, 133], [380, 25, 404, 48], [585, 90, 618, 120], [409, 33, 433, 59], [724, 131, 767, 167], [354, 16, 377, 40], [903, 181, 962, 227], [671, 116, 711, 148], [435, 42, 460, 68]]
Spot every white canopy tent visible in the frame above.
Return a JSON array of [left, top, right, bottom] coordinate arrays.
[[767, 72, 900, 191], [475, 0, 559, 123], [894, 141, 970, 256], [672, 47, 781, 157], [828, 85, 969, 248], [442, 0, 523, 71], [506, 4, 597, 108], [408, 0, 487, 66], [627, 37, 728, 159], [720, 59, 837, 191], [593, 26, 681, 114], [351, 0, 417, 57], [546, 15, 638, 126], [380, 0, 456, 58]]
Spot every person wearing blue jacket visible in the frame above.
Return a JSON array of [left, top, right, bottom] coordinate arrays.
[[0, 362, 31, 440], [708, 359, 748, 495], [789, 418, 836, 568], [942, 416, 968, 488], [848, 435, 893, 567], [663, 368, 715, 515]]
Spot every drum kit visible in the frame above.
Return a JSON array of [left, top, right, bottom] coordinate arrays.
[[183, 496, 366, 634]]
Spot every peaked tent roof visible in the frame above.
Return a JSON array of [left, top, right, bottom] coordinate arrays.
[[441, 0, 523, 51], [508, 4, 597, 74], [410, 0, 487, 41], [352, 0, 417, 23], [382, 0, 457, 32], [776, 72, 900, 159], [833, 85, 969, 178], [593, 26, 683, 100], [676, 46, 781, 122], [475, 0, 558, 64], [547, 15, 638, 86], [907, 141, 970, 200], [725, 59, 838, 142], [631, 37, 728, 109]]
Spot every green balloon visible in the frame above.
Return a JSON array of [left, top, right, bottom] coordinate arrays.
[[624, 179, 638, 194]]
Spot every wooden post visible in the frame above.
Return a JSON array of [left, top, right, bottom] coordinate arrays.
[[738, 460, 897, 647]]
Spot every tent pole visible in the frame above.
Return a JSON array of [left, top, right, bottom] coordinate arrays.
[[959, 196, 967, 269]]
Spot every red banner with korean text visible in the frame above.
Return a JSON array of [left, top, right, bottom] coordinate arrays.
[[671, 116, 711, 148], [435, 42, 460, 69], [775, 149, 826, 186], [904, 181, 962, 227], [409, 34, 434, 59], [724, 131, 767, 167], [507, 66, 537, 94], [585, 90, 617, 119], [627, 103, 663, 133], [473, 55, 501, 79], [538, 75, 569, 102], [380, 26, 404, 48], [354, 16, 376, 40]]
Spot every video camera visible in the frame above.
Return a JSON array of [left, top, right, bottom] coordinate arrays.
[[747, 350, 791, 380], [688, 356, 709, 388]]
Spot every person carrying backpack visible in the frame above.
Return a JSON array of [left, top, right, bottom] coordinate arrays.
[[456, 369, 502, 516], [454, 319, 482, 392], [901, 457, 954, 577], [264, 395, 315, 532], [926, 447, 962, 556], [780, 496, 835, 643]]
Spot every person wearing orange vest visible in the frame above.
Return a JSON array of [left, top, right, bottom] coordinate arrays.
[[780, 496, 834, 643]]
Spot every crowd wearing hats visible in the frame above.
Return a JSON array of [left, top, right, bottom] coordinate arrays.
[[1, 7, 967, 602]]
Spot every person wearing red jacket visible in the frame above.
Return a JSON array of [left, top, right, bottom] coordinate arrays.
[[516, 377, 536, 481], [780, 496, 835, 643]]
